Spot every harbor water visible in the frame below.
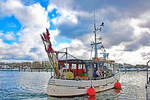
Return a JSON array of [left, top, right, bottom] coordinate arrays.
[[0, 71, 146, 100]]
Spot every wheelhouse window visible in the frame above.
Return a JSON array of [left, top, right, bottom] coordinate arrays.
[[64, 63, 69, 69], [94, 64, 96, 68], [72, 64, 76, 69], [82, 64, 85, 69], [104, 63, 107, 66], [78, 64, 82, 69]]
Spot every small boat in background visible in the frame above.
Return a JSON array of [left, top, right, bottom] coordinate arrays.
[[40, 22, 120, 97]]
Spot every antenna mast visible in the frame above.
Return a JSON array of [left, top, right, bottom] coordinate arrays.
[[92, 10, 104, 59]]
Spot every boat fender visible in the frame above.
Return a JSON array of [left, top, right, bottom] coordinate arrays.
[[87, 87, 95, 96], [114, 81, 121, 89]]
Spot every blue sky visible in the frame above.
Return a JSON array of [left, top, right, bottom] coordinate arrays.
[[0, 0, 150, 64]]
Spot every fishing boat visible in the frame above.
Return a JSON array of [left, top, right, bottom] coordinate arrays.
[[40, 22, 121, 97]]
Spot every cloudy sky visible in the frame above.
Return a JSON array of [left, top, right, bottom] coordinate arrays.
[[0, 0, 150, 65]]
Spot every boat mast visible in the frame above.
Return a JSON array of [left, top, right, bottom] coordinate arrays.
[[93, 11, 104, 59], [93, 10, 97, 59], [94, 23, 98, 58], [66, 48, 68, 65]]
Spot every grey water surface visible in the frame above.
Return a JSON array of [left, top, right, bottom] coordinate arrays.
[[0, 71, 146, 100]]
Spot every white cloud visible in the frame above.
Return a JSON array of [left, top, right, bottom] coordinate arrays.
[[47, 1, 150, 65], [48, 0, 84, 25], [130, 18, 150, 38], [4, 32, 16, 40], [0, 0, 150, 65], [0, 39, 7, 48], [106, 43, 149, 65], [0, 0, 52, 61], [56, 38, 90, 59], [0, 0, 49, 28], [49, 9, 78, 25], [30, 1, 150, 65]]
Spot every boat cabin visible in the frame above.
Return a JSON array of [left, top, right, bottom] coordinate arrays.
[[58, 59, 115, 80], [58, 59, 86, 78]]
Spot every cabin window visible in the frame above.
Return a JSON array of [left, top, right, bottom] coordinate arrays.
[[72, 64, 76, 69], [94, 64, 96, 68], [83, 64, 85, 69], [107, 63, 112, 68], [64, 63, 69, 69], [109, 63, 112, 67], [107, 63, 113, 70], [78, 64, 82, 69], [103, 63, 106, 66]]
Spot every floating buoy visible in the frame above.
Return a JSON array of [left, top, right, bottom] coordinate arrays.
[[114, 81, 121, 89], [87, 87, 95, 96]]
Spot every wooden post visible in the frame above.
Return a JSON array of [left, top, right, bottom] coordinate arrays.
[[147, 60, 150, 84]]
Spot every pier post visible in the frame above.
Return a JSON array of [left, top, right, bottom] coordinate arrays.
[[147, 60, 150, 84]]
